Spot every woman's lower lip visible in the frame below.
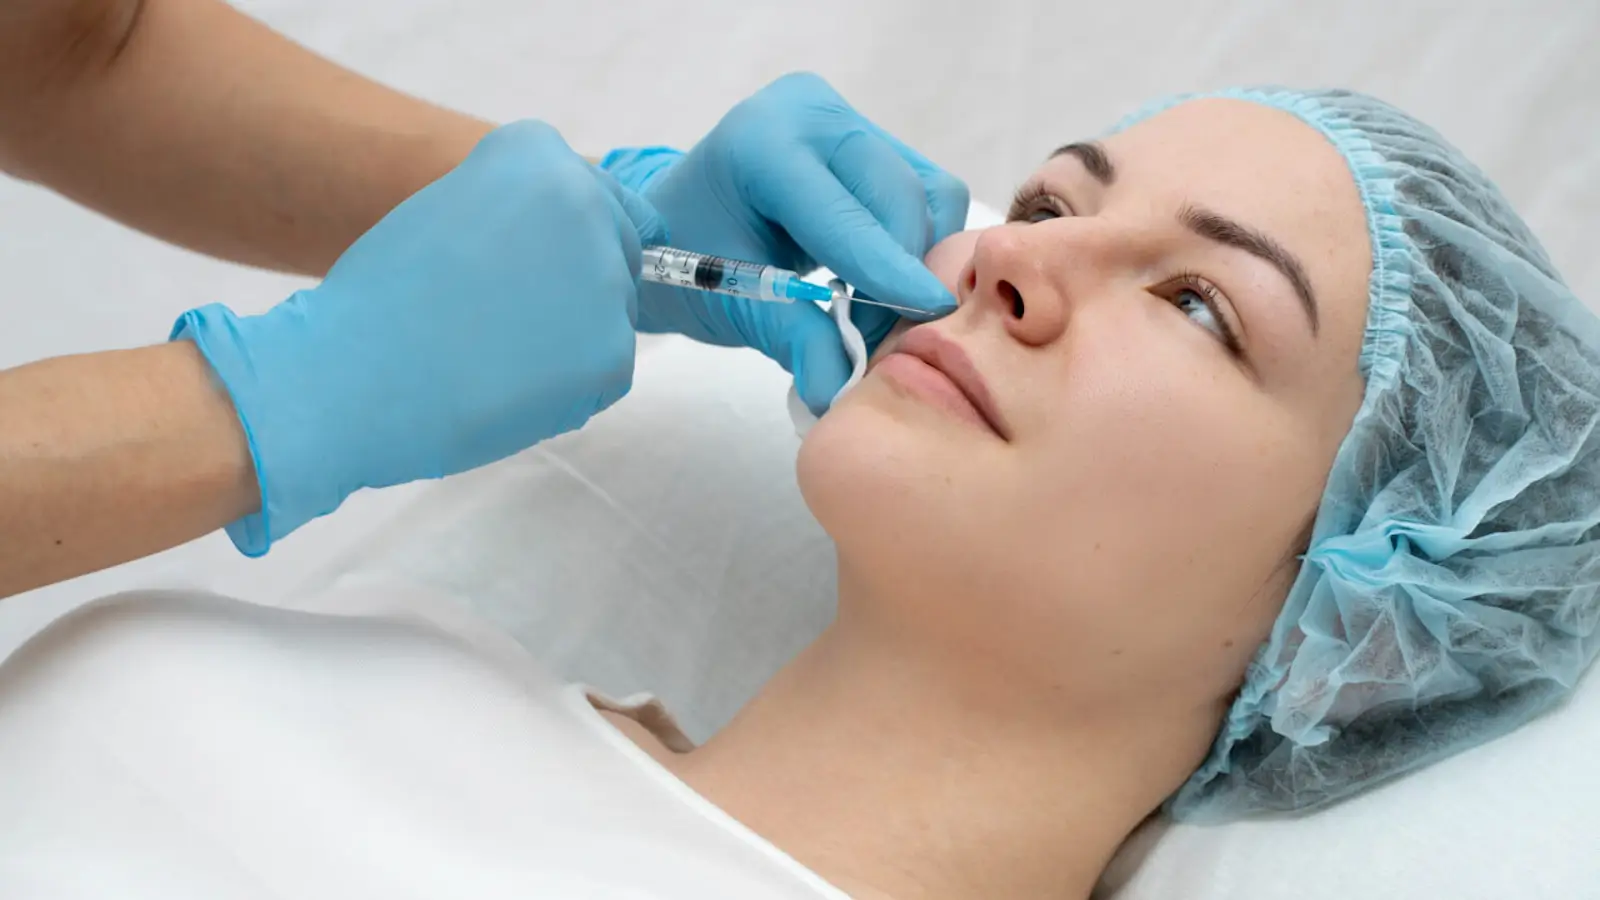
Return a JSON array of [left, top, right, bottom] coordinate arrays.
[[874, 353, 996, 436]]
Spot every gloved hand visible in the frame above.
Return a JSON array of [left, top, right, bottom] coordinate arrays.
[[602, 72, 969, 414], [173, 120, 666, 556]]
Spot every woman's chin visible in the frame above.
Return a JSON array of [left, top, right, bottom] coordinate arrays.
[[797, 388, 979, 555], [799, 396, 908, 533]]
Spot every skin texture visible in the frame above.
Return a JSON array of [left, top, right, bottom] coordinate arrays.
[[652, 98, 1373, 900], [0, 343, 258, 598]]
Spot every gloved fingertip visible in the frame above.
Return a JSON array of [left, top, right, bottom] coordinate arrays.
[[615, 182, 670, 247], [927, 174, 972, 242], [641, 212, 670, 247], [916, 278, 960, 318], [925, 292, 960, 318], [877, 263, 958, 321]]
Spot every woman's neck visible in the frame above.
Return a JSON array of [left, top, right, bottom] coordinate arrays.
[[658, 595, 1220, 900]]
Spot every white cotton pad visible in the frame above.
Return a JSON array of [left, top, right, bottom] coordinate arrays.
[[787, 280, 868, 437]]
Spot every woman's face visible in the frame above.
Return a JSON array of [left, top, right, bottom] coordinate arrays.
[[798, 98, 1372, 712]]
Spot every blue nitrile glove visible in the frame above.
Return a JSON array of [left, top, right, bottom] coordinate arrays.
[[172, 120, 666, 556], [601, 72, 970, 415]]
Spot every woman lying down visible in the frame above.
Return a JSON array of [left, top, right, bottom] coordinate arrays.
[[3, 89, 1598, 899]]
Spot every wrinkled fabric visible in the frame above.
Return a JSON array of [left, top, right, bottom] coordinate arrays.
[[1115, 89, 1600, 821]]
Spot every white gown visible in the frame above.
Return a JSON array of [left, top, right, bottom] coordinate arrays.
[[0, 587, 848, 900]]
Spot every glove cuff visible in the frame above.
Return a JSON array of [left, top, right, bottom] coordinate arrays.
[[598, 146, 684, 193], [171, 301, 348, 557]]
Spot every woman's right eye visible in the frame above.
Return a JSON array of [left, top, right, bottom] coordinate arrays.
[[1007, 184, 1073, 224]]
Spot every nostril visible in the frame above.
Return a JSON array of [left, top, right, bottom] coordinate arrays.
[[962, 268, 977, 295], [997, 280, 1024, 318]]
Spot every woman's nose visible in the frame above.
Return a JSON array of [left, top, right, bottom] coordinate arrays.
[[958, 224, 1067, 347]]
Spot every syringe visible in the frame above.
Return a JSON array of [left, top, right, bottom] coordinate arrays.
[[639, 246, 930, 316], [641, 245, 834, 304]]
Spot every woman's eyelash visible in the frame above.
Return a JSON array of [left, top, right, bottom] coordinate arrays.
[[1162, 272, 1242, 354], [1007, 184, 1074, 223]]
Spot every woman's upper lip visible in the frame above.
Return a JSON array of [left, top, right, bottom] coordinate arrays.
[[890, 327, 1010, 440]]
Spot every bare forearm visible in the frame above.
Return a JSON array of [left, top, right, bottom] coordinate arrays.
[[0, 342, 257, 598], [0, 0, 493, 276]]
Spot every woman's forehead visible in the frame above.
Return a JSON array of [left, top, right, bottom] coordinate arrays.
[[1095, 99, 1362, 237]]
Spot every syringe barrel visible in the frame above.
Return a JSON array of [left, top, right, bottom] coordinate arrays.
[[641, 246, 793, 303]]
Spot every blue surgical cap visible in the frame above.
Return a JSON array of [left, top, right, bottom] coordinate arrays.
[[1115, 89, 1600, 821]]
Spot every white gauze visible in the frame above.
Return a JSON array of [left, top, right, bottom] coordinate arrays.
[[787, 279, 868, 437]]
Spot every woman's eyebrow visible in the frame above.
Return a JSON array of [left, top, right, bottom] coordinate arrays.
[[1049, 140, 1320, 335], [1178, 203, 1320, 336], [1050, 142, 1116, 185]]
